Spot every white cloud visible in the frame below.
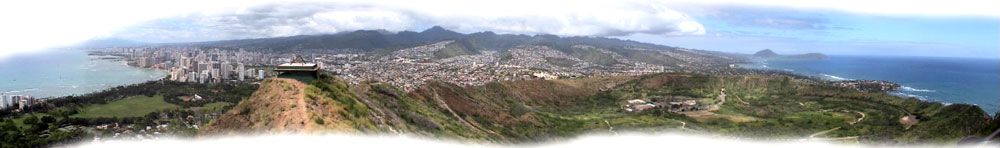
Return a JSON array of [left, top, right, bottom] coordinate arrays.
[[669, 0, 1000, 17], [0, 0, 273, 59], [1, 0, 996, 58], [112, 0, 706, 43]]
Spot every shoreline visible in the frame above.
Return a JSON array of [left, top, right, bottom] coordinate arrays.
[[5, 51, 168, 100], [737, 58, 996, 114], [60, 53, 171, 99]]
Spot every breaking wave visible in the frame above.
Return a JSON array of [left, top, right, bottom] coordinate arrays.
[[819, 73, 849, 81], [890, 92, 927, 100], [900, 86, 935, 92], [3, 88, 38, 94]]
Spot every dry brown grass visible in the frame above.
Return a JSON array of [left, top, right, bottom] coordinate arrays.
[[203, 78, 356, 135]]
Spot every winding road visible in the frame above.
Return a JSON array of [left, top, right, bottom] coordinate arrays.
[[807, 127, 859, 141]]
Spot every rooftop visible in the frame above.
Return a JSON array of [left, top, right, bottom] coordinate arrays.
[[275, 62, 319, 71], [278, 63, 317, 67]]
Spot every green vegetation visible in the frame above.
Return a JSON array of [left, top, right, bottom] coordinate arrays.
[[341, 73, 996, 144], [6, 71, 995, 146], [70, 95, 180, 118], [1, 117, 82, 148], [309, 73, 377, 130], [561, 46, 618, 66], [11, 113, 51, 129], [433, 39, 482, 59], [0, 80, 259, 147], [200, 102, 235, 113], [604, 73, 993, 143]]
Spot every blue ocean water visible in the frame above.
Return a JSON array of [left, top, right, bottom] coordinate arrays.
[[740, 55, 1000, 113], [0, 50, 166, 98]]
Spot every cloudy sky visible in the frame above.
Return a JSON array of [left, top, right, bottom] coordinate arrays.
[[1, 0, 997, 58]]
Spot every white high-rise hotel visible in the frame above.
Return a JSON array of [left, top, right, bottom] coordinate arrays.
[[0, 94, 9, 109], [0, 94, 35, 110], [237, 63, 245, 81]]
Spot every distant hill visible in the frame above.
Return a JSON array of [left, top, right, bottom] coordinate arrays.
[[753, 49, 827, 59], [753, 49, 780, 58]]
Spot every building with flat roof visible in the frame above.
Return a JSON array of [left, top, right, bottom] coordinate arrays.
[[274, 56, 321, 80]]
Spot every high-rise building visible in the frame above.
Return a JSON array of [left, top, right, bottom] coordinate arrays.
[[200, 71, 210, 84], [164, 61, 174, 69], [169, 69, 179, 81], [18, 99, 27, 110], [247, 69, 255, 80], [187, 72, 198, 83], [145, 57, 155, 68], [211, 69, 221, 83], [198, 63, 209, 73], [258, 69, 265, 80], [178, 56, 187, 67], [221, 63, 232, 80], [138, 57, 149, 68], [12, 95, 35, 110], [0, 94, 8, 109], [237, 63, 245, 81]]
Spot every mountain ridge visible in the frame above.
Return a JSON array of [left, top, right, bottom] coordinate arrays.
[[172, 26, 742, 68]]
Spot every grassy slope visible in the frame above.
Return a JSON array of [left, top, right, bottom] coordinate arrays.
[[12, 113, 51, 128], [433, 40, 482, 59], [561, 46, 618, 66], [613, 73, 990, 144], [199, 102, 234, 113], [392, 73, 988, 144], [70, 95, 180, 118]]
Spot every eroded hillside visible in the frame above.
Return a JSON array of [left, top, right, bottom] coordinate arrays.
[[204, 77, 375, 134]]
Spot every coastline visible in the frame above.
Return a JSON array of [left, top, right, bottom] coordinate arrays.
[[738, 59, 930, 98], [738, 56, 999, 114], [70, 51, 171, 98], [0, 50, 168, 100]]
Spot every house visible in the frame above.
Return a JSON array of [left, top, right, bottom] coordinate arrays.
[[623, 103, 657, 112], [633, 104, 656, 111], [668, 100, 699, 112], [627, 99, 647, 104], [532, 72, 558, 80]]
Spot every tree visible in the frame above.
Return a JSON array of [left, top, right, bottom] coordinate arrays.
[[40, 116, 56, 124], [22, 115, 39, 125]]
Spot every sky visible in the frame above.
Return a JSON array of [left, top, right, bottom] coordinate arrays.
[[0, 0, 997, 59]]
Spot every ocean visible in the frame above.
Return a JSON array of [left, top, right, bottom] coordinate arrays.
[[739, 55, 1000, 114], [0, 49, 166, 98]]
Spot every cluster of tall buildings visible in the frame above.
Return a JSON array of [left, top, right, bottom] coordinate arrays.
[[109, 48, 271, 84], [0, 94, 36, 110]]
